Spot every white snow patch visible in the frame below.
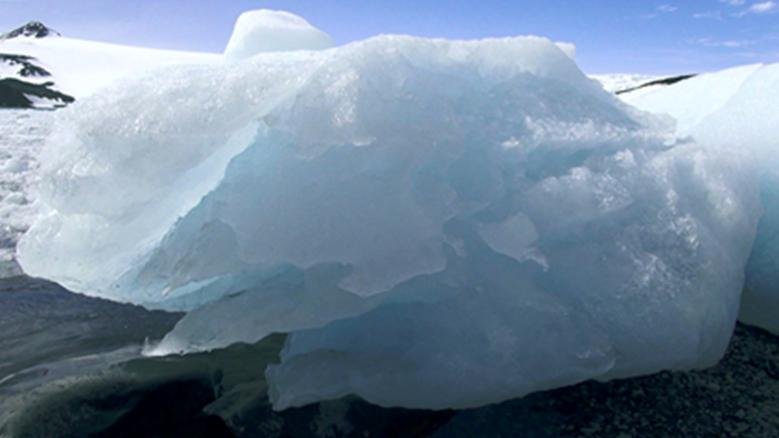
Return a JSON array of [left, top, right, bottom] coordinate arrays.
[[591, 74, 660, 94], [0, 36, 220, 97]]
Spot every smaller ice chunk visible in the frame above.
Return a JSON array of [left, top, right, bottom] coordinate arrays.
[[694, 64, 779, 334], [224, 10, 334, 60], [554, 42, 576, 59], [628, 62, 779, 334]]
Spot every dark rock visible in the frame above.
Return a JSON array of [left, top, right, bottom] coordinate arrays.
[[616, 74, 697, 95], [91, 379, 235, 438], [0, 54, 52, 78], [1, 21, 60, 39], [0, 77, 74, 109], [0, 275, 181, 379]]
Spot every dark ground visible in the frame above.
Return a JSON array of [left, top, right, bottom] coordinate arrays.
[[0, 78, 74, 109], [0, 276, 181, 380], [1, 276, 778, 437]]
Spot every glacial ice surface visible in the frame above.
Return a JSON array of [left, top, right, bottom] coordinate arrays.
[[224, 10, 333, 60], [628, 63, 779, 334], [18, 34, 760, 409]]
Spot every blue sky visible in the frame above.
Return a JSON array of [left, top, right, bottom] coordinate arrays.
[[1, 1, 777, 74]]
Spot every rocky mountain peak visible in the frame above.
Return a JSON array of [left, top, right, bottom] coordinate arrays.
[[2, 21, 61, 39]]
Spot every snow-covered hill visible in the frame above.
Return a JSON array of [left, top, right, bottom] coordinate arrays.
[[0, 24, 72, 109], [0, 21, 220, 105], [591, 73, 660, 93], [591, 73, 698, 97]]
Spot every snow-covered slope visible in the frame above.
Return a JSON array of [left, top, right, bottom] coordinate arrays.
[[0, 54, 51, 81], [0, 25, 73, 109], [0, 22, 220, 99], [591, 74, 660, 94], [592, 73, 699, 99]]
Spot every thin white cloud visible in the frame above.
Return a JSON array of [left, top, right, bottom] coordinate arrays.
[[735, 1, 777, 16], [720, 0, 746, 5], [695, 37, 757, 48], [636, 4, 677, 18], [693, 10, 724, 19], [749, 1, 777, 13]]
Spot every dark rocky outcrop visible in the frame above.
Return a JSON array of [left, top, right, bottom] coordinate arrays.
[[1, 21, 60, 39], [0, 54, 52, 77], [616, 74, 697, 95], [0, 78, 74, 109]]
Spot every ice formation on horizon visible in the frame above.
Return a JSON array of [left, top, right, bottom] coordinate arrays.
[[224, 10, 333, 60], [628, 63, 779, 334], [17, 27, 760, 409], [554, 41, 576, 59]]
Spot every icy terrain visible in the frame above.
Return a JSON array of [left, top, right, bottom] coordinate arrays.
[[591, 74, 659, 94], [627, 64, 779, 334], [0, 111, 51, 276], [15, 7, 763, 410]]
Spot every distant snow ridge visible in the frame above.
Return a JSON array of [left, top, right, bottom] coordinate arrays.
[[224, 10, 333, 60], [18, 23, 760, 409], [0, 24, 219, 99], [592, 74, 660, 94]]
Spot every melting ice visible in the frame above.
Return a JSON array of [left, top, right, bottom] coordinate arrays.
[[17, 10, 766, 409]]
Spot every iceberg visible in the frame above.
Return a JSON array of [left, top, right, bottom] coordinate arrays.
[[17, 24, 760, 409], [628, 63, 779, 334]]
